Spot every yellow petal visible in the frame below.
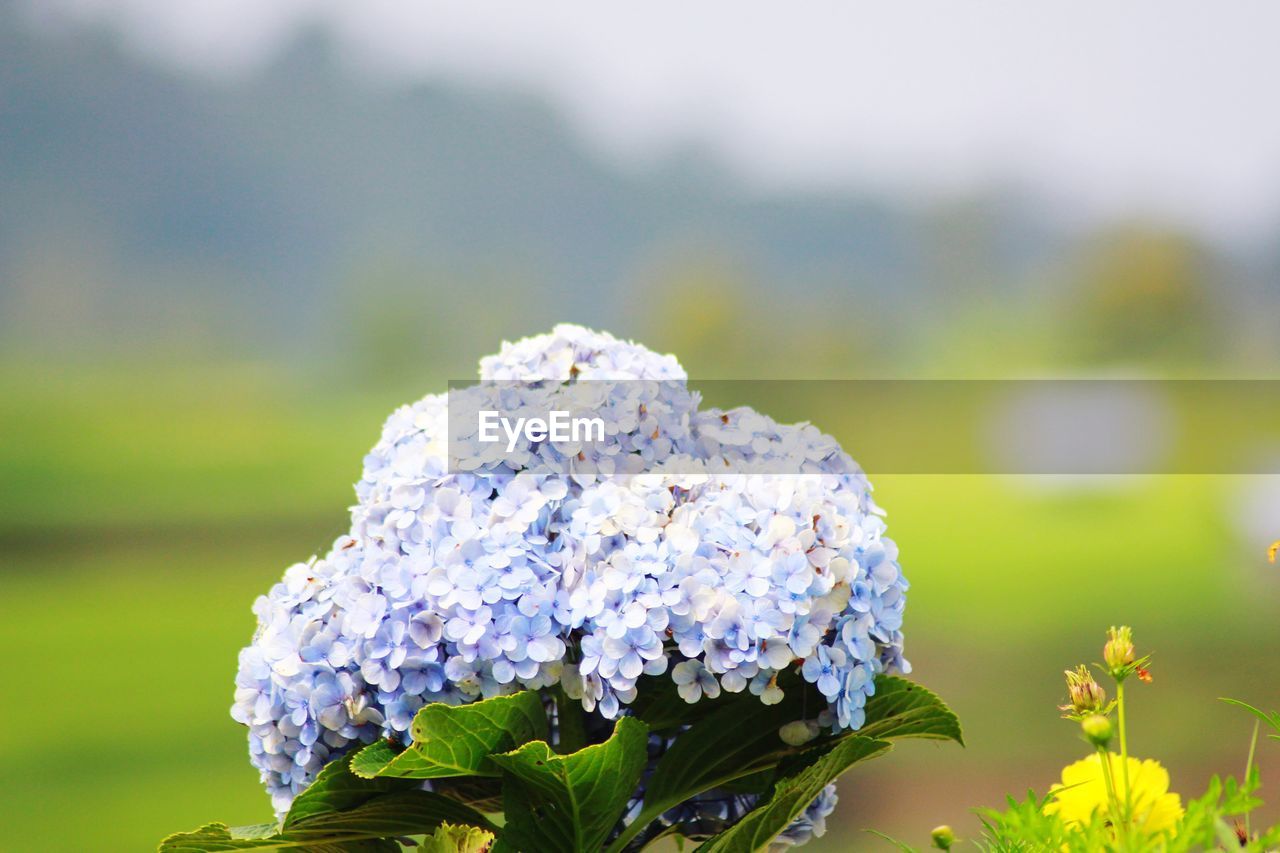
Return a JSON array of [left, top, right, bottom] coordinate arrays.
[[1045, 753, 1184, 836]]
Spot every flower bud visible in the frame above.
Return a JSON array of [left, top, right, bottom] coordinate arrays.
[[1060, 665, 1106, 717], [931, 825, 955, 850], [1104, 626, 1135, 674], [1081, 713, 1112, 747], [779, 720, 821, 746]]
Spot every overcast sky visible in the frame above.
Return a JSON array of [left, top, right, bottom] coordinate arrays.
[[30, 0, 1280, 239]]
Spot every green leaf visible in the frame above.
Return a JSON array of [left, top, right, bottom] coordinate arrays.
[[418, 823, 496, 853], [717, 770, 776, 795], [160, 752, 496, 852], [862, 829, 918, 851], [352, 745, 503, 807], [351, 690, 548, 779], [637, 678, 813, 813], [347, 740, 402, 781], [859, 676, 964, 744], [158, 823, 288, 852], [975, 789, 1093, 852], [606, 675, 961, 852], [1220, 697, 1280, 739], [284, 753, 410, 827], [159, 790, 495, 852], [489, 716, 649, 853], [425, 777, 505, 813], [693, 736, 891, 853]]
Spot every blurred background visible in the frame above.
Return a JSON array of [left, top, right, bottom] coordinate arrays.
[[2, 1, 1279, 849]]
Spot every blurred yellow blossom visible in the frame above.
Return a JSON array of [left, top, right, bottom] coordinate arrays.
[[1046, 753, 1183, 835]]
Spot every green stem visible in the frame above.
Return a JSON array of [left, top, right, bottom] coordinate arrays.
[[1245, 720, 1259, 778], [553, 686, 588, 755], [1096, 746, 1123, 840], [1116, 680, 1132, 828], [1244, 719, 1260, 838]]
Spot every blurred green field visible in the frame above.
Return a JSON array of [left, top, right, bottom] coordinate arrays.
[[2, 368, 1278, 851]]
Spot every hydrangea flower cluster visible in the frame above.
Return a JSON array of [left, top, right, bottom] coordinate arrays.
[[231, 324, 909, 842]]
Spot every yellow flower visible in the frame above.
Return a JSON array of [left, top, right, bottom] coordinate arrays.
[[1045, 753, 1184, 836]]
